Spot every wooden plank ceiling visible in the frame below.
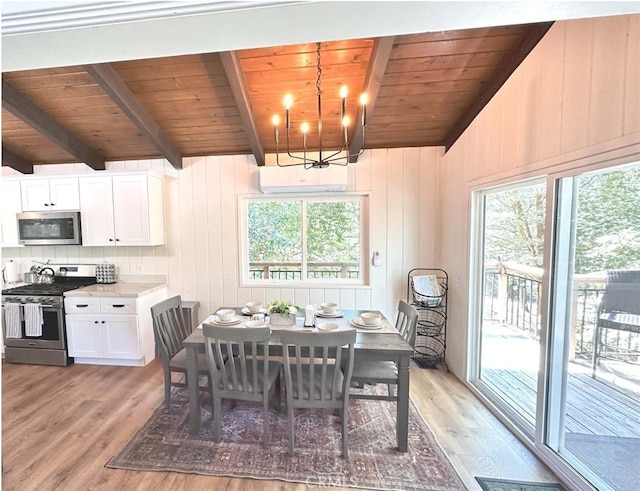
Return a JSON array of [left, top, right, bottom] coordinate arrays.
[[1, 22, 552, 173]]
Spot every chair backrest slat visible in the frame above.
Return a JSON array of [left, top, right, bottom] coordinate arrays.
[[212, 341, 226, 376], [295, 345, 304, 396]]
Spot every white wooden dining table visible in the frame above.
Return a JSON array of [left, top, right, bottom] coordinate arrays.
[[183, 308, 414, 452]]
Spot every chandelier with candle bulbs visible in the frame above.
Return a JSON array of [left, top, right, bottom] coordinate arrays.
[[271, 42, 368, 169]]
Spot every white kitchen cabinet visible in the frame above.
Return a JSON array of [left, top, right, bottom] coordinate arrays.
[[66, 313, 139, 360], [64, 285, 166, 367], [21, 177, 80, 211], [65, 314, 106, 358], [1, 179, 23, 247], [79, 174, 164, 246], [102, 315, 140, 358]]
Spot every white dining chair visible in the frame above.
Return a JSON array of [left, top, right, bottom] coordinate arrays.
[[280, 328, 356, 458]]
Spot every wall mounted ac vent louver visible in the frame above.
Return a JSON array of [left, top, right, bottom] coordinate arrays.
[[259, 166, 348, 194]]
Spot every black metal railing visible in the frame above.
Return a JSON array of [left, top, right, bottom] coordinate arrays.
[[249, 262, 359, 280], [504, 273, 542, 338], [574, 286, 602, 356], [482, 264, 639, 362]]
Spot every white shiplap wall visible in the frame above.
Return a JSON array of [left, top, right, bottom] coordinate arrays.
[[2, 147, 440, 323], [438, 14, 640, 377]]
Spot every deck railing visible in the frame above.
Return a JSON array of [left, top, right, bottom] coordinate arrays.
[[249, 261, 359, 280], [484, 261, 546, 339], [483, 261, 638, 360]]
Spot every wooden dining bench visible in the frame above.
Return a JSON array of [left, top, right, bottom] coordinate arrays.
[[592, 270, 640, 377]]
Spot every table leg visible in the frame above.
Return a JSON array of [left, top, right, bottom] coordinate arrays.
[[187, 344, 201, 434], [396, 353, 410, 452]]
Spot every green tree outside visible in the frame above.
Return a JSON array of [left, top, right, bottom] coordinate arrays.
[[484, 165, 640, 273], [247, 199, 361, 279]]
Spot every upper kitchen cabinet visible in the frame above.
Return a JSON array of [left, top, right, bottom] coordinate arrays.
[[1, 179, 23, 247], [21, 177, 80, 211], [79, 174, 164, 246]]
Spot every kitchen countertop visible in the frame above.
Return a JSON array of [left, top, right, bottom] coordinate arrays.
[[63, 282, 166, 297]]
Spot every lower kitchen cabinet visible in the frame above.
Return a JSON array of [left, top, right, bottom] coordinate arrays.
[[66, 314, 139, 360], [64, 286, 166, 366], [104, 315, 140, 358]]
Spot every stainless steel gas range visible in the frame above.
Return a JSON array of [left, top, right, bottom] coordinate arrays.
[[2, 264, 97, 366]]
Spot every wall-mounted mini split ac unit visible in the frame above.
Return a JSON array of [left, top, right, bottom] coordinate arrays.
[[259, 165, 348, 193]]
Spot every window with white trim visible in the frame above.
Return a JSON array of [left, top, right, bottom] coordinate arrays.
[[240, 194, 368, 285]]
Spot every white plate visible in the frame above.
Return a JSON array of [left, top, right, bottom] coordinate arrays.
[[317, 322, 339, 331], [241, 307, 268, 315], [349, 317, 383, 330], [208, 315, 242, 326], [245, 321, 268, 328], [315, 310, 343, 318]]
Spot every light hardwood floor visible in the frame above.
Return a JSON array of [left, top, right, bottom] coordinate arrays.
[[2, 359, 559, 490]]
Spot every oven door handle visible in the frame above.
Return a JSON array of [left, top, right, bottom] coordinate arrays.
[[3, 303, 62, 310], [40, 304, 63, 310]]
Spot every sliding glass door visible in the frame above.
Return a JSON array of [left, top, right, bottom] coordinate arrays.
[[546, 164, 640, 491], [473, 179, 547, 437], [471, 162, 640, 491]]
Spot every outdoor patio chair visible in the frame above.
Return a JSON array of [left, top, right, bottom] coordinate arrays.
[[202, 323, 282, 444], [592, 269, 640, 377], [280, 328, 356, 458], [151, 295, 213, 408], [349, 300, 418, 400]]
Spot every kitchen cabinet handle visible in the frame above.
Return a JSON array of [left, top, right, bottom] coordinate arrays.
[[76, 304, 89, 308], [94, 321, 99, 324], [50, 203, 55, 206], [44, 203, 49, 206], [109, 238, 114, 242], [112, 304, 125, 308]]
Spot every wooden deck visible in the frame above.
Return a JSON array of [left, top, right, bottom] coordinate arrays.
[[481, 324, 640, 438], [483, 366, 640, 437]]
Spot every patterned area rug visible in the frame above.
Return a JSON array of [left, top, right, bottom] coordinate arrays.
[[475, 477, 566, 491], [107, 386, 466, 491]]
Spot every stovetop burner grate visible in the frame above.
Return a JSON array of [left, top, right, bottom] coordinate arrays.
[[2, 278, 97, 296]]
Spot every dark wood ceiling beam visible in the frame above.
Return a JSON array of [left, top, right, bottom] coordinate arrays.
[[219, 51, 265, 166], [1, 81, 106, 170], [349, 36, 395, 163], [443, 22, 554, 152], [2, 147, 34, 174], [84, 63, 183, 170]]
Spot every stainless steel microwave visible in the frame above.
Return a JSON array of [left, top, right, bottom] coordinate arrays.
[[16, 211, 82, 246]]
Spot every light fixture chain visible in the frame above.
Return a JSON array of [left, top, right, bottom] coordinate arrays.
[[316, 42, 322, 96], [316, 42, 323, 159]]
